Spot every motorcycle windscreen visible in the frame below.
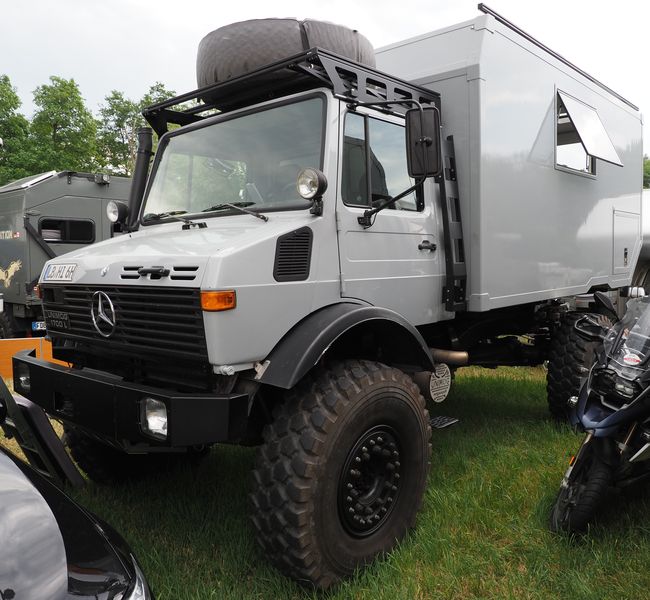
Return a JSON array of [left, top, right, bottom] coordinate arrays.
[[606, 296, 650, 372]]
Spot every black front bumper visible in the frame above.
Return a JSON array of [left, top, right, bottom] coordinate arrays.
[[13, 350, 248, 450]]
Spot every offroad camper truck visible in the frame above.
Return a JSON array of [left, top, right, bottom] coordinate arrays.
[[13, 5, 643, 588], [0, 171, 131, 337]]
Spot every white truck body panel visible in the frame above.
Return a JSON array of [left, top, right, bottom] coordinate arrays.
[[377, 14, 643, 311]]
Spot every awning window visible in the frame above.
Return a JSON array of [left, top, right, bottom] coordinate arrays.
[[557, 91, 622, 167]]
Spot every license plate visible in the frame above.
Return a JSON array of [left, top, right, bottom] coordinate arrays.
[[43, 263, 77, 281], [31, 321, 46, 331], [44, 310, 70, 330]]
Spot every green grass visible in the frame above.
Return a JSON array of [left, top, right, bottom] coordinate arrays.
[[5, 366, 650, 599]]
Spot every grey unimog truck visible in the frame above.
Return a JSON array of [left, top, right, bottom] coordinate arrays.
[[13, 5, 643, 588], [0, 171, 130, 337]]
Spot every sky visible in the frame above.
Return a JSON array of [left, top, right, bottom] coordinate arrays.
[[1, 0, 648, 151]]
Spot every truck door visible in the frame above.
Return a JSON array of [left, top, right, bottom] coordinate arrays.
[[336, 108, 444, 326]]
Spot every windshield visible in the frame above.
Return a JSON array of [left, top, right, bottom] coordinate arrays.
[[604, 296, 650, 374], [142, 96, 324, 220]]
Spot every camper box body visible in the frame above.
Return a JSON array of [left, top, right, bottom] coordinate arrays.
[[0, 172, 130, 331], [377, 13, 644, 312]]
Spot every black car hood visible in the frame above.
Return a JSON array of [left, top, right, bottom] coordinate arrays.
[[0, 449, 132, 599]]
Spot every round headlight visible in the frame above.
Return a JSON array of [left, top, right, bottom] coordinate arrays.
[[297, 168, 328, 200], [106, 200, 128, 223]]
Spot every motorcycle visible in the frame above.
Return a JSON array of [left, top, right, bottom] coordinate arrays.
[[550, 290, 650, 533]]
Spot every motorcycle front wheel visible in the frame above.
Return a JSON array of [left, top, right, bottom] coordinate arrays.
[[549, 437, 613, 534]]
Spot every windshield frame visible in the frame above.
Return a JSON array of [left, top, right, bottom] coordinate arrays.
[[139, 91, 328, 226]]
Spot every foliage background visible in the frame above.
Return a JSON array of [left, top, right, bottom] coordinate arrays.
[[0, 74, 175, 185]]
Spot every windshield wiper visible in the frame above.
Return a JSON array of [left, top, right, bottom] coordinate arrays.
[[143, 210, 189, 221], [142, 210, 207, 229], [201, 202, 268, 222]]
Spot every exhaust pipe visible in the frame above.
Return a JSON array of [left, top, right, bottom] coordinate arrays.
[[127, 127, 154, 230], [429, 348, 469, 366]]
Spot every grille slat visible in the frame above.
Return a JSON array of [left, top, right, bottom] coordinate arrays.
[[43, 285, 208, 360]]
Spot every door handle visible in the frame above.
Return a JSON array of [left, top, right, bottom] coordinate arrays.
[[418, 240, 437, 252]]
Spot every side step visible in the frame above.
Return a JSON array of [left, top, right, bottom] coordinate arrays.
[[0, 379, 84, 488], [429, 415, 460, 429]]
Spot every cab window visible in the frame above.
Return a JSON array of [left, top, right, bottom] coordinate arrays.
[[342, 112, 421, 211]]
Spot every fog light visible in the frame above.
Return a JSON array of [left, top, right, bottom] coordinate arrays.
[[567, 395, 578, 408], [15, 363, 31, 393], [297, 168, 327, 199], [106, 200, 128, 224], [142, 397, 167, 440]]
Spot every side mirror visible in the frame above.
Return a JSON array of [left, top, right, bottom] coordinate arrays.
[[593, 291, 618, 320], [405, 106, 442, 179], [575, 314, 610, 340]]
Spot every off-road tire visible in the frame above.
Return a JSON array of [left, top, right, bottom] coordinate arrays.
[[63, 425, 208, 484], [249, 360, 432, 589], [0, 311, 15, 338], [546, 312, 601, 420], [549, 441, 613, 533], [196, 19, 375, 88]]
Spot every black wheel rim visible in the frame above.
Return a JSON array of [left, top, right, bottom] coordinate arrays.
[[338, 425, 402, 537]]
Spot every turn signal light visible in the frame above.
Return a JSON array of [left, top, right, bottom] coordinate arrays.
[[200, 290, 236, 312]]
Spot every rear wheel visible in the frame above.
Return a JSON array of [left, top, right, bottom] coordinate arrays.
[[63, 425, 209, 484], [550, 438, 613, 533], [546, 312, 601, 421], [250, 360, 431, 589]]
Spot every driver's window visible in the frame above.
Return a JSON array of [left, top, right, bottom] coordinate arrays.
[[342, 112, 419, 211]]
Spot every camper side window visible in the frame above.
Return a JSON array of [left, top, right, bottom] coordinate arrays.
[[555, 95, 595, 175], [39, 219, 95, 243], [342, 112, 420, 211], [555, 90, 623, 175]]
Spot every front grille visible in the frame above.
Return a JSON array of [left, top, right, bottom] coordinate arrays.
[[42, 285, 207, 360]]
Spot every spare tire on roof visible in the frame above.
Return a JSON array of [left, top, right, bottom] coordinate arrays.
[[196, 18, 375, 88]]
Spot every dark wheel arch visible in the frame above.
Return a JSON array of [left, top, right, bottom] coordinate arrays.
[[257, 303, 434, 389]]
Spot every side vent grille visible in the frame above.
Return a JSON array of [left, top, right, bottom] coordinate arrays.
[[273, 227, 313, 282]]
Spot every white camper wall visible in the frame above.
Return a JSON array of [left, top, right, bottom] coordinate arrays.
[[377, 14, 643, 312]]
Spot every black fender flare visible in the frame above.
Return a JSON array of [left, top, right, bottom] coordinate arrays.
[[257, 302, 434, 389]]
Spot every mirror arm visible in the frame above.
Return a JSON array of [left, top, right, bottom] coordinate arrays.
[[357, 178, 425, 228]]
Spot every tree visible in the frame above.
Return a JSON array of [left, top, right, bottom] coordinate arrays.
[[644, 155, 649, 189], [96, 91, 139, 175], [96, 82, 175, 176], [28, 76, 97, 173], [0, 75, 30, 186]]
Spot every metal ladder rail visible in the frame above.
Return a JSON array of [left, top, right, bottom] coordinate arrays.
[[437, 135, 467, 312]]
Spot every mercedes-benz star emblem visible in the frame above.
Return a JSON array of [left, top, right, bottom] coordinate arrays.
[[91, 291, 116, 338]]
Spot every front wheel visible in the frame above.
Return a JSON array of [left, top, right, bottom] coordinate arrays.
[[250, 360, 432, 589], [549, 437, 613, 533]]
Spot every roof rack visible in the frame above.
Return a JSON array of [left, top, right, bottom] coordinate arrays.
[[142, 48, 441, 136]]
